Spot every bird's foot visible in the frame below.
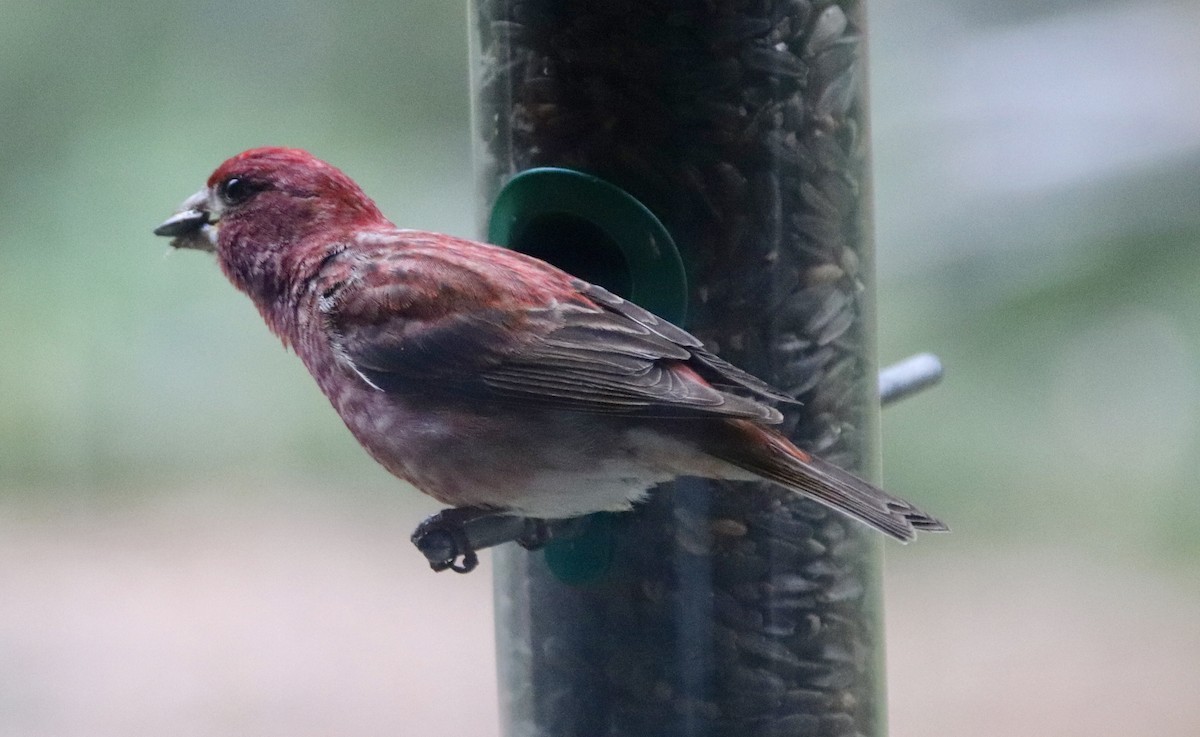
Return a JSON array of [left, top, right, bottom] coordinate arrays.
[[411, 509, 568, 573], [411, 507, 492, 573]]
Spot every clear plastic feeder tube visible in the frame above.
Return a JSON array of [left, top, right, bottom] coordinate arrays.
[[471, 1, 885, 735]]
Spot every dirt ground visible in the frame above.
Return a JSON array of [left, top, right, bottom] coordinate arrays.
[[2, 489, 1197, 736]]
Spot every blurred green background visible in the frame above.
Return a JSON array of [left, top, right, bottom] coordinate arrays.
[[2, 1, 1198, 736]]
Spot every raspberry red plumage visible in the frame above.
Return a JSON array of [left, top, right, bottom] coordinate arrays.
[[157, 147, 945, 540]]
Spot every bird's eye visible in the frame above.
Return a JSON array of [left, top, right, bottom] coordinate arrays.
[[218, 176, 256, 205]]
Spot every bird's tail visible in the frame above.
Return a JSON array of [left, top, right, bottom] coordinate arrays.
[[703, 419, 947, 542]]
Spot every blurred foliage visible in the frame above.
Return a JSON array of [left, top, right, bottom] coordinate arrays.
[[1, 0, 1198, 567]]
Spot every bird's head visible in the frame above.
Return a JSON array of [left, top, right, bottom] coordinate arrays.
[[155, 147, 386, 253], [155, 147, 388, 307]]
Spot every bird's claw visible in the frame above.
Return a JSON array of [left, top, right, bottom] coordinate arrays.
[[410, 508, 565, 573], [411, 512, 482, 574], [444, 548, 479, 574]]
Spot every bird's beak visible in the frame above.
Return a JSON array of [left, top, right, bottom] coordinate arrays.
[[154, 188, 218, 252]]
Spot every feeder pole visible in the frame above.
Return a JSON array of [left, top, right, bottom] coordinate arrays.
[[471, 2, 890, 735]]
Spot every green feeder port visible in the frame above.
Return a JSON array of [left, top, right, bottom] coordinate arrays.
[[488, 167, 688, 326], [488, 167, 687, 584]]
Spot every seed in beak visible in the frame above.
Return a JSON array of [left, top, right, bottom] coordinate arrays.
[[154, 209, 210, 237]]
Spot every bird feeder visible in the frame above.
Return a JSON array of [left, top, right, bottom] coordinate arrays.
[[471, 1, 888, 734]]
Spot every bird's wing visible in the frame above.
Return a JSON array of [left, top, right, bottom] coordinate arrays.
[[323, 236, 792, 422]]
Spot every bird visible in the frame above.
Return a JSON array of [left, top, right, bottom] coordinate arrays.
[[155, 147, 945, 572]]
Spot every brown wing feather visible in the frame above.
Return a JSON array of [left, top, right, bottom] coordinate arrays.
[[696, 420, 948, 542], [322, 235, 793, 421]]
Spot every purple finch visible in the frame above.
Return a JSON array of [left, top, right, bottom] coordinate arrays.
[[155, 147, 944, 558]]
